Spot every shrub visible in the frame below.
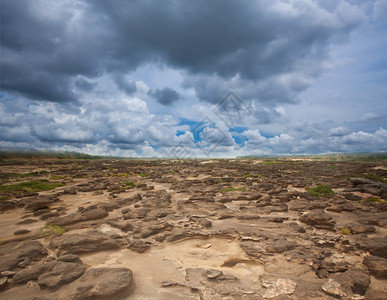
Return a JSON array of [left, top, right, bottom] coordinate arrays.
[[123, 181, 135, 187], [44, 224, 65, 236], [0, 180, 63, 193], [363, 198, 387, 205], [308, 185, 334, 197], [340, 227, 351, 235]]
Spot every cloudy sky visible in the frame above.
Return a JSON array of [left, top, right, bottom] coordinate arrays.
[[1, 0, 386, 158]]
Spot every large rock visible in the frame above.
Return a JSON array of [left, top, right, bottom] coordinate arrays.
[[68, 268, 133, 299], [80, 208, 108, 221], [322, 279, 347, 298], [50, 208, 108, 226], [299, 212, 335, 230], [50, 213, 83, 226], [49, 231, 118, 255], [0, 240, 47, 272], [363, 255, 387, 278], [14, 261, 57, 283], [335, 268, 370, 296], [356, 237, 387, 258]]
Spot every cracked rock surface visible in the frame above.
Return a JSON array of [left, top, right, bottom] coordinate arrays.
[[0, 157, 386, 299]]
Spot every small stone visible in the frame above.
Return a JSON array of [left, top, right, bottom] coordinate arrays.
[[13, 229, 31, 235], [161, 280, 182, 287], [1, 271, 15, 277], [204, 269, 223, 279]]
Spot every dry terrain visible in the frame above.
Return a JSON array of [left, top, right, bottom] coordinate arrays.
[[0, 156, 386, 299]]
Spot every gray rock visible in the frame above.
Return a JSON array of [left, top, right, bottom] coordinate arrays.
[[49, 231, 118, 255], [68, 267, 133, 299], [349, 178, 375, 186], [13, 229, 31, 235], [204, 269, 223, 279], [356, 237, 387, 258], [335, 268, 370, 295], [363, 255, 387, 278], [299, 212, 335, 230], [0, 240, 47, 272], [57, 254, 82, 265], [127, 239, 150, 253], [50, 213, 83, 226], [38, 261, 85, 289], [347, 223, 376, 234], [14, 261, 57, 283], [81, 208, 108, 221]]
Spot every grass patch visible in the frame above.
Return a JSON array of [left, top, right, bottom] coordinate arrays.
[[362, 198, 387, 205], [308, 185, 334, 197], [44, 224, 65, 236], [123, 181, 135, 187], [220, 187, 247, 193], [340, 227, 351, 235], [109, 172, 128, 177], [139, 174, 148, 177], [0, 180, 63, 193], [364, 174, 386, 183]]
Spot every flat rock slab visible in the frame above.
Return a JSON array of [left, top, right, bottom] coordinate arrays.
[[66, 267, 133, 299], [0, 240, 47, 272], [49, 231, 118, 255]]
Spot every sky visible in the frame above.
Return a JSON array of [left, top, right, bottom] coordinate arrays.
[[0, 0, 386, 158]]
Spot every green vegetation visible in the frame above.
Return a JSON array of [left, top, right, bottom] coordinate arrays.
[[364, 174, 386, 183], [123, 181, 136, 187], [340, 227, 351, 235], [0, 180, 63, 193], [44, 224, 65, 236], [220, 187, 247, 193], [362, 198, 387, 205], [308, 185, 334, 197], [139, 174, 148, 177]]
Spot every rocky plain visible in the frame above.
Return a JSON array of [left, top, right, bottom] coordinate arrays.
[[0, 155, 386, 299]]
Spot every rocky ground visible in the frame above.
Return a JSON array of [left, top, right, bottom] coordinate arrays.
[[0, 157, 386, 299]]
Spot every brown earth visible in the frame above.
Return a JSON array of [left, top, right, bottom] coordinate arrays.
[[0, 157, 386, 299]]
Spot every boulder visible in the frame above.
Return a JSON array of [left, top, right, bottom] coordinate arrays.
[[0, 240, 47, 272], [49, 231, 118, 255], [68, 268, 133, 299], [363, 255, 387, 278], [299, 212, 335, 230], [38, 261, 85, 289]]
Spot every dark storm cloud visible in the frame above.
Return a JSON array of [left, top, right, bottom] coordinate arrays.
[[114, 75, 137, 95], [148, 87, 181, 106], [1, 0, 363, 105]]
